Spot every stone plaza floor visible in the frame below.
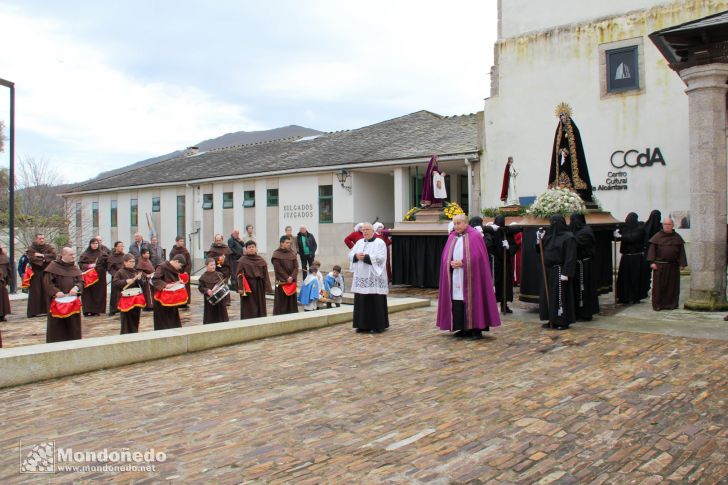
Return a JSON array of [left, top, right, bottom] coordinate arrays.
[[1, 282, 727, 483]]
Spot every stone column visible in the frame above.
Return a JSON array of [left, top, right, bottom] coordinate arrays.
[[680, 64, 728, 310]]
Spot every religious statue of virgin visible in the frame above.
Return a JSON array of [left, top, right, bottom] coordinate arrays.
[[548, 103, 594, 203]]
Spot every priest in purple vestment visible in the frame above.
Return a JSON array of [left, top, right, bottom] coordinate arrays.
[[437, 214, 501, 339]]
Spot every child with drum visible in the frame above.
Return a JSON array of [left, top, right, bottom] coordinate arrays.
[[198, 258, 230, 324], [112, 254, 145, 334], [324, 265, 345, 308]]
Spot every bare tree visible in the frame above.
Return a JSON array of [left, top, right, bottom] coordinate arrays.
[[0, 120, 5, 153], [14, 156, 71, 249]]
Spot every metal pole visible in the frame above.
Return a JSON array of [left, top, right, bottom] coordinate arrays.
[[0, 78, 15, 293]]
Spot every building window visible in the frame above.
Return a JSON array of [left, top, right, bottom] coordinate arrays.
[[267, 189, 279, 207], [202, 193, 213, 210], [92, 202, 99, 228], [607, 46, 639, 93], [223, 192, 233, 209], [110, 200, 118, 228], [177, 195, 186, 238], [152, 197, 160, 212], [130, 199, 138, 226], [319, 185, 333, 224], [75, 202, 82, 229], [243, 190, 255, 208]]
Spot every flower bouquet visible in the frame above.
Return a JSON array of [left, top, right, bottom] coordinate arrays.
[[527, 187, 586, 219]]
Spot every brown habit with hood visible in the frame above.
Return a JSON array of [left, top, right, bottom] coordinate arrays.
[[26, 242, 57, 317], [198, 270, 229, 324], [152, 261, 183, 330], [647, 230, 687, 311], [236, 254, 273, 319], [271, 247, 298, 315], [44, 260, 83, 343]]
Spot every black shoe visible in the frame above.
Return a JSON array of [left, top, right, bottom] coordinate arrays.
[[505, 306, 513, 314], [355, 329, 368, 333], [555, 325, 570, 330], [467, 331, 484, 340], [453, 330, 467, 338]]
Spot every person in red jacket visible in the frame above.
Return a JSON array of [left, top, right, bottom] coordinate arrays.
[[344, 223, 364, 249]]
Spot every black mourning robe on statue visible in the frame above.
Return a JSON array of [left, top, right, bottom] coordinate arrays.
[[548, 115, 594, 202], [152, 261, 182, 329], [198, 270, 229, 324], [44, 260, 83, 343], [106, 251, 125, 316], [616, 213, 648, 304], [271, 248, 298, 315], [26, 242, 57, 317], [570, 213, 599, 320], [537, 216, 577, 328], [112, 267, 142, 334], [485, 215, 519, 305], [647, 230, 687, 311], [79, 247, 107, 315], [237, 254, 273, 319]]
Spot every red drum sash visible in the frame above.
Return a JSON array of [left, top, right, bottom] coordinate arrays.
[[82, 268, 100, 288], [21, 266, 33, 289], [50, 296, 82, 319], [154, 285, 188, 307], [118, 293, 147, 312]]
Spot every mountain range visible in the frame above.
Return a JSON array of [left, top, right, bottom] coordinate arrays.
[[91, 125, 323, 181]]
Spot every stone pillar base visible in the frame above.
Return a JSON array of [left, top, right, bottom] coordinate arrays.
[[684, 292, 728, 311]]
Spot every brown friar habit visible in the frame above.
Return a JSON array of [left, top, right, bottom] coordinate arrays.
[[647, 230, 687, 311], [237, 254, 273, 319], [137, 258, 155, 310], [79, 247, 107, 315], [44, 260, 83, 343], [112, 267, 143, 334], [169, 245, 192, 305], [151, 261, 182, 330], [271, 247, 298, 315], [106, 251, 126, 316], [207, 243, 232, 305], [25, 242, 57, 317], [0, 250, 12, 321], [198, 270, 229, 324]]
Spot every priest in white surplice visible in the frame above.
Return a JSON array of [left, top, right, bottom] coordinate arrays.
[[349, 222, 389, 333]]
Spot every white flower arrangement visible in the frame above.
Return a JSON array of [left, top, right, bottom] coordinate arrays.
[[527, 187, 587, 218]]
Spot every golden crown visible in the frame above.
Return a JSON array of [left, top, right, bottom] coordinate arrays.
[[554, 102, 573, 118]]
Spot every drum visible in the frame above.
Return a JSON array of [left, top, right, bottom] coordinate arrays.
[[50, 295, 81, 319], [82, 268, 100, 288], [208, 284, 230, 306], [154, 283, 189, 307], [121, 287, 143, 297], [179, 272, 190, 284], [329, 287, 343, 298], [118, 287, 146, 312]]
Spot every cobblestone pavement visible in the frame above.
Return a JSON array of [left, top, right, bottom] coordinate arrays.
[[2, 304, 726, 483]]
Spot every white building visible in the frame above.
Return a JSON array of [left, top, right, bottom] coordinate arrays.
[[483, 0, 728, 237], [62, 111, 482, 272]]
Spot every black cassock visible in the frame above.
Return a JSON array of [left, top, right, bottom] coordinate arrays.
[[537, 217, 576, 328], [485, 221, 519, 305], [570, 214, 599, 320], [616, 213, 648, 304]]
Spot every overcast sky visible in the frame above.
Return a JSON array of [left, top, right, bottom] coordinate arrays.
[[0, 1, 497, 183]]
